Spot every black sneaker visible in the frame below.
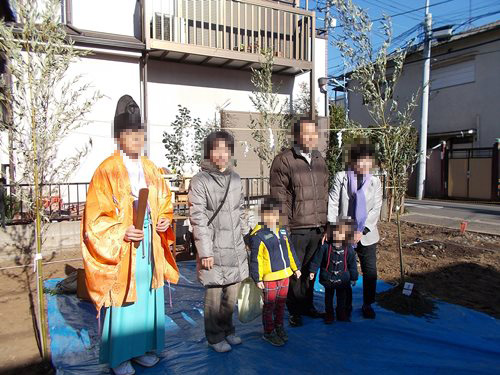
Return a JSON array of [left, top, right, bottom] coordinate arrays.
[[262, 330, 285, 346], [289, 314, 303, 327], [275, 325, 288, 341], [362, 304, 376, 319]]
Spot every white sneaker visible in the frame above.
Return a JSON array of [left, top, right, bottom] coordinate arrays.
[[208, 340, 232, 352], [112, 360, 135, 375], [225, 334, 242, 345], [132, 352, 160, 367]]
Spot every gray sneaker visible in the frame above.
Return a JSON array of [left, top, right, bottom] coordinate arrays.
[[275, 325, 288, 342], [262, 330, 285, 346], [209, 340, 232, 353]]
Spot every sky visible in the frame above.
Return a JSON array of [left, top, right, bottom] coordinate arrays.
[[302, 0, 500, 80]]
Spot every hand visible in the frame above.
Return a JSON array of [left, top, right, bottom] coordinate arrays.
[[295, 270, 302, 279], [156, 218, 170, 233], [351, 280, 357, 287], [321, 232, 327, 245], [256, 282, 265, 290], [309, 272, 315, 281], [201, 257, 214, 270], [353, 231, 363, 244], [124, 225, 144, 242]]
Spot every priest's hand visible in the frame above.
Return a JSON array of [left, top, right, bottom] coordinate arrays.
[[156, 218, 170, 233], [124, 225, 144, 242]]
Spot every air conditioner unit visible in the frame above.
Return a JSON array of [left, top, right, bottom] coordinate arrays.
[[152, 13, 171, 41], [151, 13, 186, 43]]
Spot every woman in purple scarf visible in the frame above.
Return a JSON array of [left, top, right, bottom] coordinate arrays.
[[327, 143, 383, 319]]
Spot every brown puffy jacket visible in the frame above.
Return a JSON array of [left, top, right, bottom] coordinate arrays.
[[270, 146, 329, 229]]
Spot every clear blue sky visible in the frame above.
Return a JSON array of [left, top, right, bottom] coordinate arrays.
[[303, 0, 500, 78]]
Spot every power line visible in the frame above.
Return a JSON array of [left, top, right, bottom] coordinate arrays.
[[331, 0, 455, 29]]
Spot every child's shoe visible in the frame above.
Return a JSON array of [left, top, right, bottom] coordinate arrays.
[[262, 330, 285, 346], [324, 311, 335, 324], [275, 325, 288, 341], [225, 334, 242, 345], [209, 340, 232, 352]]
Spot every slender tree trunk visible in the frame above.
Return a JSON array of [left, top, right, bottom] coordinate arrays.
[[396, 207, 405, 285], [27, 47, 49, 359], [388, 192, 394, 222]]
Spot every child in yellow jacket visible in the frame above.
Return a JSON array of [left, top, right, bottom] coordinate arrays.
[[249, 197, 301, 347]]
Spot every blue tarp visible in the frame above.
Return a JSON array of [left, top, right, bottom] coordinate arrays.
[[46, 261, 500, 375]]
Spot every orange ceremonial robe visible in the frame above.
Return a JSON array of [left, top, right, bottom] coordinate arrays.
[[81, 151, 179, 312]]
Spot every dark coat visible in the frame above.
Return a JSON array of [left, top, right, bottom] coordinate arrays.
[[309, 242, 358, 288], [269, 146, 329, 229]]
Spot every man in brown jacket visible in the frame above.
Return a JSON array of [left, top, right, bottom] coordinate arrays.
[[270, 117, 329, 327]]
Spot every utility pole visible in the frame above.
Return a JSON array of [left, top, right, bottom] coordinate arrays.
[[325, 6, 330, 119], [416, 0, 432, 200]]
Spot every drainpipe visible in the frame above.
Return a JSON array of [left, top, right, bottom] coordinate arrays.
[[140, 0, 150, 157], [141, 52, 149, 157]]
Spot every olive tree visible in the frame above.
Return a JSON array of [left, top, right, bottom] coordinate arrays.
[[327, 0, 420, 283]]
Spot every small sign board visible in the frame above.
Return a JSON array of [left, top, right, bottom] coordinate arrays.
[[402, 282, 414, 296]]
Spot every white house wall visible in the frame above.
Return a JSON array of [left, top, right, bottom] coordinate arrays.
[[59, 52, 142, 183], [71, 0, 141, 37], [347, 34, 500, 148], [146, 59, 295, 169], [293, 37, 328, 118]]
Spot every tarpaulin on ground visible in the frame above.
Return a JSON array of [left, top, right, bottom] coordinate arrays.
[[46, 261, 500, 375]]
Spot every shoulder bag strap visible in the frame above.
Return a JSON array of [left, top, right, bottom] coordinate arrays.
[[207, 175, 232, 226]]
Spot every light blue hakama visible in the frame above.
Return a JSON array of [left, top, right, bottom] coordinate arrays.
[[99, 216, 165, 368]]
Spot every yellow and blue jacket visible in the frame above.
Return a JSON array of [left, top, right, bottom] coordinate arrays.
[[249, 224, 301, 282]]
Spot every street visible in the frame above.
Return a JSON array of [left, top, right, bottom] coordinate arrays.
[[403, 199, 500, 235]]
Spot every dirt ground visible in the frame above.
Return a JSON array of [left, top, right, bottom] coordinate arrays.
[[0, 221, 499, 374], [376, 221, 500, 318]]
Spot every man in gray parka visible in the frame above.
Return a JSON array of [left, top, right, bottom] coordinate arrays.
[[188, 131, 249, 353]]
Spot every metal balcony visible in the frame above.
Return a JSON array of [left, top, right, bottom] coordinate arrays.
[[144, 0, 315, 75]]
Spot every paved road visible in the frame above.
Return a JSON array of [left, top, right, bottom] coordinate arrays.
[[402, 199, 500, 235]]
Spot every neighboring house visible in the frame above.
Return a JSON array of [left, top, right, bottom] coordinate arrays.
[[345, 21, 500, 200], [0, 0, 328, 183]]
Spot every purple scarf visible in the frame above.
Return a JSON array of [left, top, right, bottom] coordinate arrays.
[[347, 169, 371, 232]]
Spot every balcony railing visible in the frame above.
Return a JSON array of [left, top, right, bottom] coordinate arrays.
[[144, 0, 315, 74]]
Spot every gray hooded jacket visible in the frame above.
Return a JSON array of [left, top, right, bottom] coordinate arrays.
[[188, 160, 249, 286]]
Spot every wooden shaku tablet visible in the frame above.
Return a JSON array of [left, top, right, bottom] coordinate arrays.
[[134, 188, 149, 248]]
